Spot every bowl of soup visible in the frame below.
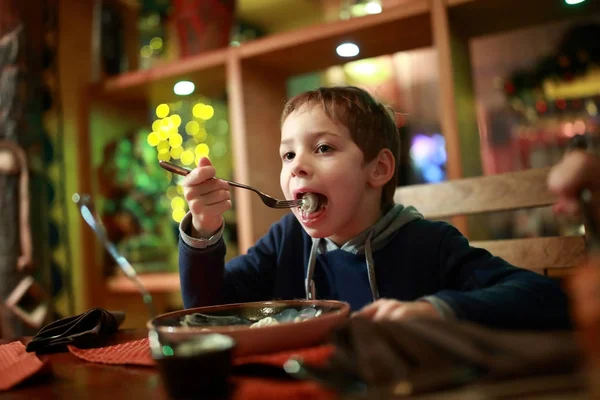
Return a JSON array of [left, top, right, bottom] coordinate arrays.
[[147, 300, 350, 356]]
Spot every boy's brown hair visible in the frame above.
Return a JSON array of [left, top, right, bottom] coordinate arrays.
[[281, 86, 399, 209]]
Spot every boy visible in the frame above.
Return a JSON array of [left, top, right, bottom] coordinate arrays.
[[179, 86, 570, 330]]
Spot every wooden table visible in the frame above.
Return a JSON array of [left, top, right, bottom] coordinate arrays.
[[0, 330, 591, 400]]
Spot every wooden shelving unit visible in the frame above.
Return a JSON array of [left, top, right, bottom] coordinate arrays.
[[77, 0, 600, 308], [94, 47, 229, 104], [106, 273, 180, 294]]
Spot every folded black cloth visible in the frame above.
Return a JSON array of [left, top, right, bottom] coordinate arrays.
[[319, 317, 582, 395], [26, 308, 125, 354]]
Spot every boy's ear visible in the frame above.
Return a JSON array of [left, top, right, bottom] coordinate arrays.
[[368, 148, 395, 188]]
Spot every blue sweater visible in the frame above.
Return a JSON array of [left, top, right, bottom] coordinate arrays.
[[179, 213, 571, 330]]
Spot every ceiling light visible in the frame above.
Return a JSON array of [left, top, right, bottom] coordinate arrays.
[[173, 81, 195, 96], [565, 0, 585, 4], [365, 1, 382, 14], [336, 42, 360, 58]]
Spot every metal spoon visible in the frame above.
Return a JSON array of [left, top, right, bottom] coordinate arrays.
[[72, 193, 157, 318]]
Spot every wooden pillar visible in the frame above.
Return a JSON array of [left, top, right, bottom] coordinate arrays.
[[228, 52, 288, 252], [227, 50, 254, 253], [58, 0, 97, 312], [431, 0, 483, 237]]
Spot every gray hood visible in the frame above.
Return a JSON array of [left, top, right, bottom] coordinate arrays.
[[305, 204, 423, 300]]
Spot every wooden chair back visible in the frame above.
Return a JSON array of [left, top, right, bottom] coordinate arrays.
[[394, 167, 587, 278]]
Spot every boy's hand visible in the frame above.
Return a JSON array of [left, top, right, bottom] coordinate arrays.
[[182, 157, 232, 238], [353, 298, 440, 322]]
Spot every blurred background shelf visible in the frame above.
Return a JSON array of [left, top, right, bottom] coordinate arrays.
[[106, 273, 180, 294], [93, 47, 229, 104], [238, 2, 432, 74]]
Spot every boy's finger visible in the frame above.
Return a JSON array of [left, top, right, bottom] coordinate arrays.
[[198, 156, 212, 168], [373, 301, 398, 321], [182, 164, 217, 186], [184, 180, 229, 201], [353, 302, 378, 318]]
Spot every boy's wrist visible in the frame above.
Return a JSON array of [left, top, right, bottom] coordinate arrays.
[[191, 216, 223, 239], [180, 212, 224, 249]]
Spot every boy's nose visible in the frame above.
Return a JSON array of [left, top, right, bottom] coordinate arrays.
[[290, 155, 312, 177]]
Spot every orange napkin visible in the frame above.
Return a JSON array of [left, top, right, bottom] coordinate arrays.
[[67, 338, 154, 366], [0, 341, 46, 391], [67, 339, 337, 400], [67, 337, 334, 368]]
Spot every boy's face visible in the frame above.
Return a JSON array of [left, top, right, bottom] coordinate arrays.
[[280, 105, 382, 244]]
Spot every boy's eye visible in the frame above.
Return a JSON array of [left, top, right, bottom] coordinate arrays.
[[316, 144, 332, 153], [282, 152, 295, 161]]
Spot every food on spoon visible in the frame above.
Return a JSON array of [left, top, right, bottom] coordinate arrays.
[[301, 193, 319, 213]]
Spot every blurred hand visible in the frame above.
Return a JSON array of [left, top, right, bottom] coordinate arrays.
[[569, 256, 600, 330], [182, 157, 232, 238], [353, 298, 440, 322], [17, 254, 33, 272], [548, 151, 600, 219]]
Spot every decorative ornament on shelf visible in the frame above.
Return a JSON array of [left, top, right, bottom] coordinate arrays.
[[501, 23, 600, 120], [170, 0, 235, 57]]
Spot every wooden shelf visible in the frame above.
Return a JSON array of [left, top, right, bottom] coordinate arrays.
[[239, 1, 432, 75], [92, 0, 432, 104], [106, 273, 180, 294], [93, 47, 229, 104]]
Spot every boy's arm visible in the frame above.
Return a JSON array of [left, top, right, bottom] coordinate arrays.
[[178, 213, 280, 309], [430, 224, 571, 330]]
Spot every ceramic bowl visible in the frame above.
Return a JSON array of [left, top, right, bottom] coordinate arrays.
[[147, 300, 350, 356]]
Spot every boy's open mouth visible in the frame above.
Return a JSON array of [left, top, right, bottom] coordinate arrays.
[[297, 192, 328, 220]]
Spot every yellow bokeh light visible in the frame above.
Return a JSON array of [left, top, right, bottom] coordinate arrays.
[[195, 129, 207, 142], [147, 132, 159, 147], [181, 150, 195, 166], [200, 105, 214, 120], [192, 103, 204, 118], [157, 130, 170, 141], [185, 121, 200, 135], [170, 146, 183, 159], [166, 186, 178, 199], [177, 185, 184, 195], [195, 143, 210, 157], [193, 103, 214, 120], [169, 114, 182, 128], [150, 37, 163, 50], [157, 148, 171, 161], [152, 120, 161, 131], [156, 104, 170, 118], [172, 208, 186, 223], [169, 133, 183, 148], [140, 45, 152, 58], [171, 196, 185, 210], [157, 141, 170, 151]]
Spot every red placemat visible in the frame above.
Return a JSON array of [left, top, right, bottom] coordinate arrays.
[[0, 341, 46, 391], [67, 338, 154, 366], [68, 338, 334, 368], [68, 338, 337, 400]]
